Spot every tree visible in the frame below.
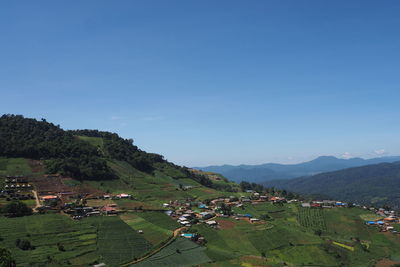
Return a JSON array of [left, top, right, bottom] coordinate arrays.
[[2, 201, 32, 217], [219, 203, 233, 216], [0, 247, 16, 267]]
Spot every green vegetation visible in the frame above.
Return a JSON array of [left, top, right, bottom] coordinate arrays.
[[193, 204, 400, 267], [133, 238, 211, 267], [297, 207, 327, 231], [0, 247, 16, 267], [136, 212, 179, 231], [0, 214, 98, 266], [0, 115, 115, 180], [0, 158, 32, 177], [76, 135, 104, 150], [0, 213, 167, 266], [1, 115, 400, 267], [86, 216, 152, 266], [1, 201, 32, 217], [0, 115, 223, 191], [121, 212, 179, 246]]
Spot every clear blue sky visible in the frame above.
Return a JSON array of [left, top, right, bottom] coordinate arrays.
[[1, 1, 400, 166]]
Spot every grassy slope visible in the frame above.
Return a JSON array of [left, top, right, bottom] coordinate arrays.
[[0, 157, 33, 177]]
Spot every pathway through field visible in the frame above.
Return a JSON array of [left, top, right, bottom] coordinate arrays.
[[120, 226, 187, 266], [32, 190, 41, 211]]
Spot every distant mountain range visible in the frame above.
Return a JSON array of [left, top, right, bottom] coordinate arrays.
[[194, 156, 400, 183], [264, 161, 400, 209]]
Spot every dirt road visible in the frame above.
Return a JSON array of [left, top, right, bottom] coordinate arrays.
[[32, 190, 41, 211]]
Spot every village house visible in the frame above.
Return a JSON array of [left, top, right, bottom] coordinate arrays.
[[41, 195, 59, 201], [101, 206, 118, 215], [205, 220, 217, 226], [165, 210, 173, 216], [198, 203, 207, 209], [199, 212, 214, 220], [116, 193, 131, 199]]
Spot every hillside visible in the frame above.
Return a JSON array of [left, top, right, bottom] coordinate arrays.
[[195, 156, 400, 183], [1, 115, 400, 267], [0, 115, 239, 192], [264, 162, 400, 209]]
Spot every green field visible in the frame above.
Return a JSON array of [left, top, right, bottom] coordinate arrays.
[[133, 237, 211, 267], [121, 212, 179, 246], [0, 213, 169, 266], [193, 204, 400, 267], [86, 216, 153, 266], [0, 214, 98, 266]]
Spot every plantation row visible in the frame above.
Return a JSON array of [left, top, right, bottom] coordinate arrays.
[[297, 208, 327, 231]]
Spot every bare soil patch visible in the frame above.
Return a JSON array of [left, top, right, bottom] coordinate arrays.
[[28, 159, 44, 173], [217, 218, 235, 229], [375, 259, 400, 267]]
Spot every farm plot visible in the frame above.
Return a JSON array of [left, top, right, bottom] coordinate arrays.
[[86, 216, 153, 266], [248, 223, 321, 253], [297, 208, 327, 231], [120, 212, 176, 246], [267, 245, 338, 266], [133, 237, 211, 267], [137, 212, 180, 231], [0, 214, 98, 266]]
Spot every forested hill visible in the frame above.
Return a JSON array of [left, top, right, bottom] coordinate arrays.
[[0, 114, 214, 187], [264, 162, 400, 209]]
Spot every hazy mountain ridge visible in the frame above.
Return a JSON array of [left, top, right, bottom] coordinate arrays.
[[264, 161, 400, 209], [195, 155, 400, 183]]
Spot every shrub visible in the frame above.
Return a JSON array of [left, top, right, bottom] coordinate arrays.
[[15, 239, 34, 250]]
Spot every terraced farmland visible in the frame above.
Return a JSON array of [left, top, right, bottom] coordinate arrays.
[[133, 237, 211, 267], [0, 214, 98, 266], [86, 216, 153, 266]]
